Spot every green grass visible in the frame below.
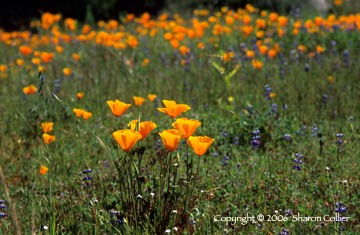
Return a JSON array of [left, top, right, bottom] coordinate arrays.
[[1, 3, 360, 234]]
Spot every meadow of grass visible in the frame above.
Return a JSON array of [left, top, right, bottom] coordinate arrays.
[[0, 1, 360, 234]]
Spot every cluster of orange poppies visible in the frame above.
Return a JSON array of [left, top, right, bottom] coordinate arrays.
[[73, 108, 93, 120], [0, 2, 356, 77], [108, 99, 214, 155], [42, 122, 56, 145], [39, 122, 55, 175]]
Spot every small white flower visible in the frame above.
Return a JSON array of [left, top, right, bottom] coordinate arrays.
[[342, 180, 347, 183], [94, 199, 98, 203], [150, 193, 155, 197], [274, 210, 278, 214], [245, 208, 249, 210], [137, 194, 142, 199], [173, 227, 178, 231], [123, 218, 127, 224], [326, 167, 329, 170], [165, 229, 171, 233], [43, 226, 49, 230], [172, 210, 177, 214]]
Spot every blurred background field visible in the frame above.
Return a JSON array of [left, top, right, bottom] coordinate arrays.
[[1, 0, 360, 234]]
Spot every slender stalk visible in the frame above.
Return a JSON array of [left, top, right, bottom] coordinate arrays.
[[186, 144, 189, 181]]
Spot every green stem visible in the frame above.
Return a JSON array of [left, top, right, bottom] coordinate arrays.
[[186, 143, 189, 181]]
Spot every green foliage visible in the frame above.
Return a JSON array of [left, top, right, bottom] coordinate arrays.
[[1, 3, 360, 234]]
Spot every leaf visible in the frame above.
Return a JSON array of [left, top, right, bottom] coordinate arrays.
[[37, 85, 43, 93], [66, 165, 72, 177], [28, 107, 36, 115], [134, 163, 139, 176], [51, 92, 67, 105], [177, 151, 180, 162]]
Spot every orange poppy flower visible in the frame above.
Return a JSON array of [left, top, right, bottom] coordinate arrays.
[[34, 51, 41, 57], [23, 85, 37, 94], [159, 129, 182, 152], [208, 16, 217, 24], [170, 39, 179, 49], [31, 58, 41, 65], [243, 26, 253, 36], [157, 100, 190, 118], [246, 51, 255, 58], [197, 43, 205, 49], [298, 45, 306, 52], [187, 136, 214, 156], [294, 21, 302, 29], [43, 133, 56, 144], [269, 13, 278, 22], [82, 24, 91, 34], [126, 14, 135, 21], [256, 31, 264, 38], [127, 36, 138, 48], [268, 49, 277, 58], [41, 122, 54, 133], [293, 29, 299, 36], [41, 52, 54, 63], [133, 96, 146, 106], [328, 76, 335, 83], [164, 32, 173, 40], [107, 100, 131, 116], [334, 0, 342, 6], [142, 58, 149, 67], [259, 45, 268, 54], [19, 45, 33, 56], [179, 46, 189, 55], [148, 94, 157, 101], [40, 165, 49, 175], [72, 53, 81, 61], [175, 33, 185, 41], [278, 16, 288, 26], [243, 15, 251, 25], [187, 30, 196, 39], [63, 68, 71, 76], [316, 45, 325, 53], [82, 112, 92, 120], [16, 59, 24, 66], [225, 16, 234, 25], [73, 108, 85, 118], [56, 46, 63, 53], [270, 93, 276, 98], [112, 129, 142, 152], [77, 93, 84, 100], [314, 17, 323, 26], [139, 121, 157, 140], [0, 65, 6, 73], [172, 118, 201, 139], [308, 52, 316, 58], [252, 60, 263, 69], [38, 66, 44, 72]]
